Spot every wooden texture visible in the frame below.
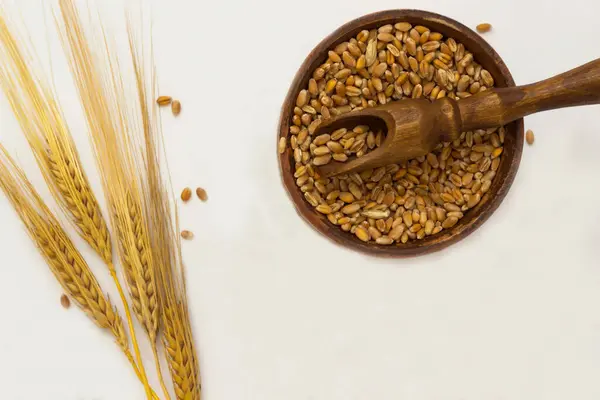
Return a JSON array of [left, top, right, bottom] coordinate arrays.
[[277, 9, 524, 257], [316, 58, 600, 178], [315, 98, 463, 178], [458, 58, 600, 130]]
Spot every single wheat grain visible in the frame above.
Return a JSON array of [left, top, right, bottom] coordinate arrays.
[[196, 187, 208, 201], [157, 96, 172, 106], [61, 294, 71, 309], [181, 230, 194, 240], [526, 129, 535, 145], [181, 187, 192, 202], [172, 100, 181, 116], [476, 23, 492, 33]]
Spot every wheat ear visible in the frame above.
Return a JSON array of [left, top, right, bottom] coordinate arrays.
[[152, 212, 200, 400], [54, 2, 162, 398], [125, 17, 177, 400], [56, 0, 160, 343], [0, 14, 111, 263], [122, 15, 201, 399], [0, 146, 128, 382], [107, 189, 160, 344], [125, 29, 202, 400], [0, 11, 153, 397]]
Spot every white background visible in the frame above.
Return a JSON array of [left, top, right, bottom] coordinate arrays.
[[1, 0, 600, 399]]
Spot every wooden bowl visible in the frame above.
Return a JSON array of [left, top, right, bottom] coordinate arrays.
[[277, 9, 524, 257]]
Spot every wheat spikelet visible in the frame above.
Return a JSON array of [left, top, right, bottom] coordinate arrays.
[[0, 14, 112, 264], [111, 190, 160, 341], [46, 144, 112, 263], [161, 305, 199, 399]]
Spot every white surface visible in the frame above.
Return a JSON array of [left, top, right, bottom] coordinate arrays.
[[1, 0, 600, 399]]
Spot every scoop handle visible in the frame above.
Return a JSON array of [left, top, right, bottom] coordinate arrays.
[[457, 58, 600, 131]]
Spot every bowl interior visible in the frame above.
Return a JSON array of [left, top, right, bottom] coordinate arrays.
[[278, 10, 524, 256]]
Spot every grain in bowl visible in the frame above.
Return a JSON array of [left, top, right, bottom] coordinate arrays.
[[281, 21, 506, 245]]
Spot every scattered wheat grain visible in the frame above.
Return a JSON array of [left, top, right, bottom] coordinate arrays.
[[60, 294, 71, 309], [181, 187, 192, 202], [181, 230, 194, 240], [196, 187, 208, 201], [526, 129, 535, 145], [156, 96, 172, 106], [476, 23, 492, 33], [172, 100, 181, 116]]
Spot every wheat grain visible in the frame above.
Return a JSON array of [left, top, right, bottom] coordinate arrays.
[[526, 129, 535, 145], [60, 294, 71, 309], [157, 95, 172, 106], [476, 23, 492, 33], [171, 100, 182, 116], [181, 187, 192, 202], [195, 187, 208, 202], [287, 21, 507, 245]]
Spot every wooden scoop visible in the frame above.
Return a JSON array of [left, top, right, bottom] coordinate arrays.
[[314, 58, 600, 178]]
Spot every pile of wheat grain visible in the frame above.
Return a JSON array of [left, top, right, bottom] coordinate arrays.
[[282, 22, 504, 244]]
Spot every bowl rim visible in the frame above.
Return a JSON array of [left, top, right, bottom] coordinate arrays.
[[277, 9, 524, 257]]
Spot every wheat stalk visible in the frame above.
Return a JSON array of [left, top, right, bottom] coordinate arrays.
[[0, 146, 160, 400], [56, 0, 160, 344], [126, 19, 202, 400], [55, 1, 166, 397], [144, 164, 200, 400], [1, 1, 201, 397], [0, 10, 154, 398], [0, 145, 141, 384], [0, 14, 111, 264]]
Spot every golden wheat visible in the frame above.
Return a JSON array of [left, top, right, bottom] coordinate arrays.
[[146, 167, 200, 400], [0, 148, 161, 399], [146, 175, 200, 400], [57, 0, 160, 342], [0, 9, 154, 398], [127, 22, 201, 399], [56, 1, 164, 398], [0, 1, 201, 398], [125, 14, 201, 398], [0, 145, 131, 365], [0, 15, 112, 264]]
